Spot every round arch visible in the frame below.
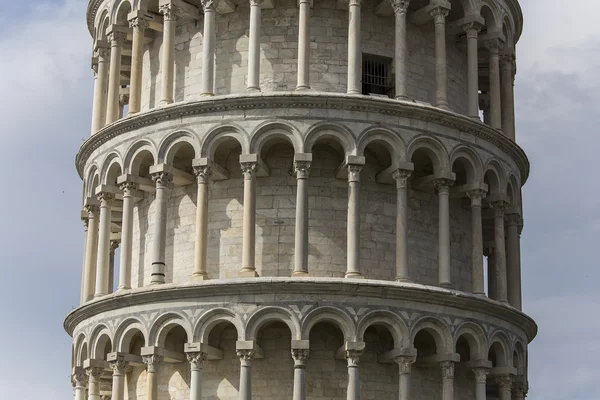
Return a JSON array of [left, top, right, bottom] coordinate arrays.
[[356, 127, 406, 162], [304, 122, 357, 155], [410, 316, 453, 355], [450, 145, 484, 184], [114, 318, 148, 353], [100, 152, 124, 185], [301, 306, 356, 341], [356, 310, 410, 349], [148, 312, 193, 347], [488, 330, 512, 367], [453, 322, 487, 361], [406, 136, 450, 176], [124, 139, 158, 175], [245, 306, 301, 341], [194, 308, 245, 343], [158, 130, 201, 165], [483, 159, 508, 196], [249, 121, 303, 154], [201, 124, 250, 158]]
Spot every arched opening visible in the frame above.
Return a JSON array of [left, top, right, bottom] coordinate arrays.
[[455, 333, 479, 399], [479, 5, 498, 125], [114, 1, 133, 117], [253, 321, 294, 398], [306, 322, 347, 398], [204, 321, 241, 398], [361, 325, 396, 397], [95, 333, 113, 361], [413, 329, 443, 399], [483, 168, 502, 297], [129, 149, 155, 179], [158, 325, 190, 397], [123, 329, 145, 399]]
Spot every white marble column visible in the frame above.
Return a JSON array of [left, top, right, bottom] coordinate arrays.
[[393, 169, 412, 281], [498, 376, 513, 400], [83, 204, 99, 301], [91, 46, 110, 134], [188, 352, 207, 400], [347, 0, 362, 94], [109, 240, 118, 293], [467, 189, 486, 295], [473, 368, 488, 400], [193, 165, 212, 280], [486, 245, 497, 299], [106, 31, 126, 124], [296, 0, 311, 90], [506, 213, 522, 309], [110, 360, 128, 400], [201, 0, 218, 96], [128, 17, 148, 114], [151, 172, 173, 284], [391, 0, 410, 100], [159, 3, 178, 104], [72, 369, 88, 400], [80, 217, 89, 304], [240, 161, 259, 276], [492, 201, 509, 303], [143, 355, 163, 400], [346, 350, 362, 400], [86, 367, 102, 400], [440, 361, 454, 400], [501, 54, 516, 140], [237, 350, 254, 400], [118, 182, 136, 290], [294, 159, 311, 276], [346, 164, 363, 278], [463, 22, 482, 118], [292, 349, 309, 400], [395, 356, 415, 400], [430, 5, 450, 110], [486, 39, 502, 130], [95, 192, 114, 297], [434, 178, 453, 287], [247, 0, 264, 92]]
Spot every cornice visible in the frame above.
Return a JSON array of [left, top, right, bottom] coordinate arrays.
[[64, 278, 538, 342], [75, 93, 530, 184]]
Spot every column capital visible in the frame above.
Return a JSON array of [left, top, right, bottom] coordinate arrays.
[[119, 93, 130, 107], [291, 348, 310, 366], [505, 213, 521, 227], [394, 355, 416, 374], [492, 200, 510, 217], [294, 160, 311, 179], [512, 379, 528, 397], [433, 178, 454, 194], [193, 165, 213, 184], [97, 192, 115, 204], [201, 0, 220, 11], [500, 54, 517, 72], [110, 359, 129, 375], [110, 239, 120, 252], [119, 181, 138, 193], [159, 3, 181, 20], [462, 21, 483, 37], [151, 171, 173, 188], [348, 0, 361, 6], [345, 349, 363, 367], [430, 5, 450, 24], [249, 0, 264, 5], [439, 360, 455, 379], [85, 366, 103, 380], [72, 368, 88, 385], [472, 367, 489, 383], [142, 354, 164, 373], [96, 46, 111, 59], [240, 161, 258, 177], [390, 0, 409, 15], [186, 351, 208, 371], [466, 188, 487, 206], [392, 168, 412, 188], [497, 374, 513, 391], [107, 31, 127, 46], [484, 38, 502, 53], [347, 164, 363, 183], [85, 202, 100, 216], [237, 349, 255, 366], [128, 16, 149, 30]]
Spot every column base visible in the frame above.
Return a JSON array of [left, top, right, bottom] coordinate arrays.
[[158, 99, 173, 107], [191, 273, 210, 281], [200, 92, 214, 97], [347, 90, 361, 95], [395, 95, 409, 101], [395, 277, 412, 283], [117, 285, 132, 291], [246, 87, 261, 93], [295, 86, 311, 91], [292, 271, 310, 277], [238, 269, 259, 278], [345, 272, 364, 279], [437, 102, 451, 111], [439, 282, 452, 289]]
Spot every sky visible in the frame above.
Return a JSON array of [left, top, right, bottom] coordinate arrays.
[[0, 0, 598, 398]]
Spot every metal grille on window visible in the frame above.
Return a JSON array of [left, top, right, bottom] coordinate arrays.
[[362, 54, 394, 97]]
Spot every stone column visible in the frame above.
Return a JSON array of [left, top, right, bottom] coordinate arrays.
[[201, 0, 218, 96], [151, 172, 173, 284], [430, 5, 450, 110], [106, 31, 126, 124], [86, 367, 102, 400], [512, 381, 527, 400], [118, 182, 137, 290], [467, 189, 486, 295], [294, 159, 311, 276], [247, 0, 263, 92], [95, 192, 114, 297], [346, 350, 362, 400], [109, 240, 119, 293], [72, 369, 88, 400], [110, 360, 128, 400], [187, 352, 207, 400], [346, 164, 363, 278], [463, 22, 482, 118], [143, 355, 163, 400], [393, 169, 412, 281], [486, 245, 497, 299], [240, 161, 258, 276], [440, 361, 454, 400], [159, 3, 178, 104], [492, 201, 509, 303], [501, 54, 516, 140], [395, 356, 415, 400], [391, 0, 410, 100], [347, 0, 362, 94], [80, 217, 89, 304], [237, 350, 254, 400], [92, 46, 110, 133], [193, 165, 212, 280], [119, 93, 129, 119], [83, 203, 99, 301], [498, 375, 513, 400], [486, 39, 502, 130], [297, 0, 310, 90], [128, 17, 148, 114], [434, 178, 453, 287], [473, 367, 489, 400], [506, 213, 521, 308], [291, 349, 309, 400]]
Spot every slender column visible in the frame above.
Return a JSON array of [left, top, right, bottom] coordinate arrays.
[[237, 350, 254, 400], [73, 370, 88, 400], [347, 0, 362, 94], [512, 381, 527, 400], [393, 169, 412, 281], [188, 352, 207, 400], [506, 213, 521, 308], [151, 172, 173, 284], [498, 375, 513, 400], [346, 350, 362, 400], [106, 31, 126, 124], [430, 5, 450, 110], [440, 361, 454, 400], [473, 367, 489, 400], [395, 356, 415, 400], [108, 240, 118, 293], [201, 0, 218, 96], [467, 189, 486, 295], [83, 204, 99, 301], [95, 193, 114, 297], [294, 160, 311, 276], [434, 178, 453, 287], [193, 166, 212, 280], [92, 47, 110, 133], [486, 39, 502, 130], [159, 4, 178, 104], [486, 245, 497, 299], [391, 0, 410, 99], [501, 54, 516, 140], [240, 161, 258, 276], [110, 360, 128, 400], [143, 355, 163, 400], [247, 0, 263, 92], [296, 0, 310, 90], [346, 164, 363, 278], [118, 182, 137, 290], [128, 17, 148, 113], [86, 367, 102, 400], [492, 201, 509, 303], [463, 22, 483, 118], [291, 349, 309, 400], [80, 217, 89, 304]]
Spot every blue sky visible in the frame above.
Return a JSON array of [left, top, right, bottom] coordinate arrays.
[[0, 0, 598, 398]]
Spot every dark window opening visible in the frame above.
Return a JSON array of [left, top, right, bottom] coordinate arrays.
[[362, 54, 394, 97]]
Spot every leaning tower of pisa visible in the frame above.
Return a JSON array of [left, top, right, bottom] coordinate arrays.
[[66, 0, 536, 398]]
